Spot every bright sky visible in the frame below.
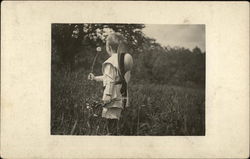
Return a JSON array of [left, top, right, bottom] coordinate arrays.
[[142, 24, 205, 52]]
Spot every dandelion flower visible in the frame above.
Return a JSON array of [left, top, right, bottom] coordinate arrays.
[[96, 47, 102, 52]]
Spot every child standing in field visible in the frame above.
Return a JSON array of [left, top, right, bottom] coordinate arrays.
[[88, 33, 133, 135]]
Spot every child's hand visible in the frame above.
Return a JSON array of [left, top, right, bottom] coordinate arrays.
[[88, 73, 95, 80], [103, 95, 111, 104]]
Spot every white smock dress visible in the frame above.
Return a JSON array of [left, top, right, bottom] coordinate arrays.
[[95, 53, 131, 119]]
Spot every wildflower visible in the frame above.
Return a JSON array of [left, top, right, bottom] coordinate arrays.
[[96, 47, 102, 52]]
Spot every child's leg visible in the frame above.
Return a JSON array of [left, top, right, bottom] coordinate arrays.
[[107, 119, 118, 135], [102, 107, 122, 135]]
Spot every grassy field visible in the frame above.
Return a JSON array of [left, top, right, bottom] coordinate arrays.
[[51, 68, 205, 136]]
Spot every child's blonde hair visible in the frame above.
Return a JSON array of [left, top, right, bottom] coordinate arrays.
[[106, 33, 125, 53]]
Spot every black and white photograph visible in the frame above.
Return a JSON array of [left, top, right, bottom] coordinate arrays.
[[1, 1, 249, 158], [51, 24, 205, 136]]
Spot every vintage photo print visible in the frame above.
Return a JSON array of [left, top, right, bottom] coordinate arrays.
[[1, 1, 248, 158], [51, 23, 205, 136]]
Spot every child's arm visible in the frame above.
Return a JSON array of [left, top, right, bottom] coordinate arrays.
[[88, 73, 104, 81], [103, 64, 116, 101], [94, 75, 104, 81]]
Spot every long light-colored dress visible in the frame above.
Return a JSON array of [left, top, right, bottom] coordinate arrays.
[[95, 54, 131, 119]]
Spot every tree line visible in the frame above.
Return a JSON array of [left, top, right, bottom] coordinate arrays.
[[52, 24, 205, 88]]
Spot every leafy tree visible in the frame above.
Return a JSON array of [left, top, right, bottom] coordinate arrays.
[[192, 46, 202, 54], [52, 23, 145, 70]]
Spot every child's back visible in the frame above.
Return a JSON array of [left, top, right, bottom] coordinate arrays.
[[88, 32, 133, 135]]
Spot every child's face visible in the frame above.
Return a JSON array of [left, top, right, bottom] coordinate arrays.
[[106, 42, 112, 56]]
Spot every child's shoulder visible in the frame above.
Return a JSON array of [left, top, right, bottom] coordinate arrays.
[[103, 54, 117, 64], [102, 54, 118, 70]]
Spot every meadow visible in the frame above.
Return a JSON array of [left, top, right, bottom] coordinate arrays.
[[51, 67, 205, 136]]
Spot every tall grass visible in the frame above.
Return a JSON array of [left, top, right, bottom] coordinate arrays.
[[51, 68, 205, 135]]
